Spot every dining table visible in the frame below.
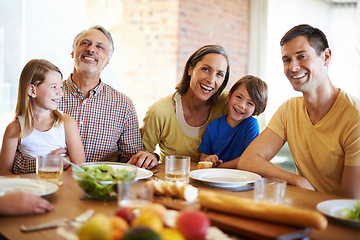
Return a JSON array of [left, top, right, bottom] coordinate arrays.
[[0, 161, 359, 240]]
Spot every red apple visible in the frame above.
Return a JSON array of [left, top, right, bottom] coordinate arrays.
[[114, 207, 136, 224], [175, 210, 210, 240]]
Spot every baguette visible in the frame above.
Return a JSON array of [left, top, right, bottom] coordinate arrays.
[[198, 190, 327, 230], [146, 180, 198, 202]]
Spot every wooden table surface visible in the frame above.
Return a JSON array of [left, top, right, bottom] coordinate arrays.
[[0, 162, 359, 240]]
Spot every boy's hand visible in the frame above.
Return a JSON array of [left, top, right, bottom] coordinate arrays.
[[204, 155, 223, 167]]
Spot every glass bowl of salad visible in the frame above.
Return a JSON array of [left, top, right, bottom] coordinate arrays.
[[72, 162, 138, 200]]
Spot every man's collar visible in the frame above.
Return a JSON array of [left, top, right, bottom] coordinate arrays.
[[67, 74, 104, 97]]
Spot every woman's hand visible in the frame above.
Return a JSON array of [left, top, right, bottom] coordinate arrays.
[[128, 151, 159, 169]]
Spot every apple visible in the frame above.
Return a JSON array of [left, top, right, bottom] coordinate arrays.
[[175, 210, 210, 240], [114, 207, 136, 224]]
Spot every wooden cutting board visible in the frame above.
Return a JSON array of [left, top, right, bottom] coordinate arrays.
[[206, 210, 311, 240], [154, 196, 311, 240]]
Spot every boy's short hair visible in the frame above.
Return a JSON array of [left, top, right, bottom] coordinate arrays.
[[229, 75, 268, 116]]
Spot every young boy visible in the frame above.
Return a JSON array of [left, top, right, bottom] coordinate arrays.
[[198, 75, 268, 168]]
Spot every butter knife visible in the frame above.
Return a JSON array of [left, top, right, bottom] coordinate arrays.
[[20, 209, 95, 232]]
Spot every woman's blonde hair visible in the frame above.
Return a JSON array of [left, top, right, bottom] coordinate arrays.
[[15, 59, 63, 138]]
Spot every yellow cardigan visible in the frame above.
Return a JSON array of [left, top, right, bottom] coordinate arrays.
[[141, 92, 228, 163]]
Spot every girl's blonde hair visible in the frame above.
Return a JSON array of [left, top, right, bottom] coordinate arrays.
[[15, 59, 63, 138]]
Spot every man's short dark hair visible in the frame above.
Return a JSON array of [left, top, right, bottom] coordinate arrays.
[[280, 24, 329, 56]]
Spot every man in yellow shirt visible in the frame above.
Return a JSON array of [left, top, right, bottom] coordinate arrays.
[[237, 24, 360, 199]]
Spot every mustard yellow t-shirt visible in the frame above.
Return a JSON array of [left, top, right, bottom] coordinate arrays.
[[268, 90, 360, 195], [141, 92, 228, 163]]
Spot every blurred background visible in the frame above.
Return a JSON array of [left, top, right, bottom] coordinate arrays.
[[0, 0, 359, 172]]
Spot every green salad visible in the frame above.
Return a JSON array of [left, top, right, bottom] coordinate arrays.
[[339, 201, 360, 221], [74, 164, 136, 200]]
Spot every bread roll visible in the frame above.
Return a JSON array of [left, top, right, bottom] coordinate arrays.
[[198, 190, 327, 230], [146, 180, 198, 202], [197, 161, 213, 169]]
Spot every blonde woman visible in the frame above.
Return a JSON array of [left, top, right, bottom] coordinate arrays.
[[0, 59, 85, 175]]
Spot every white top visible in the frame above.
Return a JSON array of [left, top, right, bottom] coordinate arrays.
[[18, 114, 67, 157], [174, 92, 207, 138]]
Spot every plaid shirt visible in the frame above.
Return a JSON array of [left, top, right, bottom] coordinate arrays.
[[59, 76, 143, 163], [12, 75, 143, 174]]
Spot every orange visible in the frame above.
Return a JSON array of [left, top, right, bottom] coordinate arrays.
[[111, 216, 129, 240]]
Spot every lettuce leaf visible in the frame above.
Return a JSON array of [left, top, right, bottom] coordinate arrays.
[[339, 201, 360, 221]]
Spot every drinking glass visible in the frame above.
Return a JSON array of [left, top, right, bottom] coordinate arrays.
[[165, 155, 191, 183], [36, 155, 63, 185], [118, 181, 153, 209], [254, 178, 286, 204]]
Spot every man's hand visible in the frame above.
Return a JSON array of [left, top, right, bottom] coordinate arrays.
[[0, 192, 54, 216], [292, 175, 316, 191], [127, 151, 159, 169], [204, 154, 223, 167]]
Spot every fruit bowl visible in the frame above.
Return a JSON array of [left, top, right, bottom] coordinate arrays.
[[72, 162, 137, 200]]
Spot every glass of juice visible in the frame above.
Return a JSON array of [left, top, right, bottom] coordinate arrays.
[[36, 155, 63, 185]]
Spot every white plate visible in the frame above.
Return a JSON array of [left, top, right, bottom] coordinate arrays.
[[135, 168, 153, 181], [189, 169, 261, 188], [0, 178, 59, 197], [316, 199, 360, 228]]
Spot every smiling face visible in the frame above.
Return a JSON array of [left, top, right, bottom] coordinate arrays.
[[187, 53, 227, 102], [281, 36, 330, 93], [71, 29, 111, 76], [226, 84, 255, 128], [29, 70, 63, 111]]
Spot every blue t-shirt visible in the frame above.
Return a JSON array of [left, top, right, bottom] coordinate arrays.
[[198, 115, 259, 163]]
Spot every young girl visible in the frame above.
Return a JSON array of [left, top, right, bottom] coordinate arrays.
[[198, 75, 268, 168], [0, 59, 85, 175]]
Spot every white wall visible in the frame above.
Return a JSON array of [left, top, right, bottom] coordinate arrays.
[[265, 0, 332, 121]]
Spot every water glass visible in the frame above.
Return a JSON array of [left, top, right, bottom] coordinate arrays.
[[118, 181, 153, 209], [165, 155, 191, 183], [254, 178, 286, 204]]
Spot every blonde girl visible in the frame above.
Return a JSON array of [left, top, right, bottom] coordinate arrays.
[[0, 59, 85, 175]]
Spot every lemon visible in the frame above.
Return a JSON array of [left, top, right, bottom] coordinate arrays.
[[132, 211, 163, 233], [77, 213, 112, 240]]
